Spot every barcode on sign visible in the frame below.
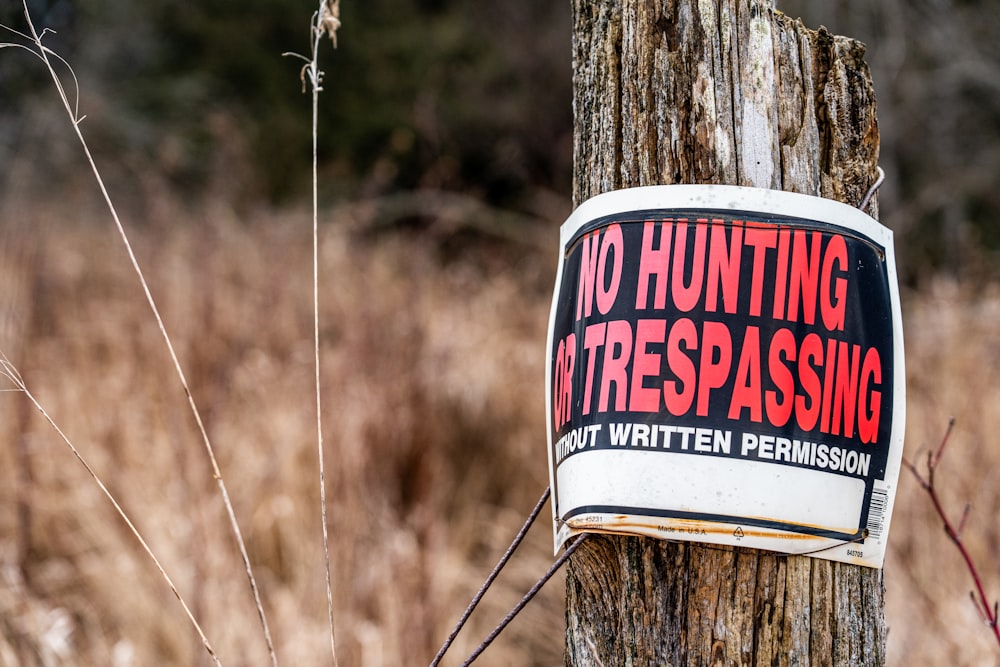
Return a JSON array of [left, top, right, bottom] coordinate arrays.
[[866, 488, 889, 540]]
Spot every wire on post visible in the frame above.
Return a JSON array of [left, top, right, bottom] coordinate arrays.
[[430, 486, 552, 667]]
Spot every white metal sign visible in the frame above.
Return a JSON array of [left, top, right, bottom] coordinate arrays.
[[545, 185, 905, 568]]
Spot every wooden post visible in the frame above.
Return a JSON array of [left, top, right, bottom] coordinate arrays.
[[566, 1, 884, 664]]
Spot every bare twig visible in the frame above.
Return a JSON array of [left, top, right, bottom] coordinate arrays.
[[5, 4, 277, 664], [904, 418, 1000, 649]]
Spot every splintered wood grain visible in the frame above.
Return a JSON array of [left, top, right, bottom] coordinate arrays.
[[566, 1, 885, 664], [572, 1, 879, 205]]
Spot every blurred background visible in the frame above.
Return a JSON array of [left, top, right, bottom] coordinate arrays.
[[1, 0, 999, 665]]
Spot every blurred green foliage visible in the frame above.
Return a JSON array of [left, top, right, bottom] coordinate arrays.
[[2, 0, 572, 207]]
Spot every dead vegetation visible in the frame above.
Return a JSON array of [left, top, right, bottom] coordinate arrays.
[[0, 194, 998, 665], [0, 194, 559, 666]]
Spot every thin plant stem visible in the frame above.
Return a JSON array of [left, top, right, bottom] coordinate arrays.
[[313, 51, 340, 667], [7, 4, 278, 664], [286, 2, 342, 663], [0, 354, 222, 667], [311, 19, 340, 667]]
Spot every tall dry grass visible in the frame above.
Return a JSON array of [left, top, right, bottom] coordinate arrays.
[[1, 191, 999, 665], [0, 193, 560, 666]]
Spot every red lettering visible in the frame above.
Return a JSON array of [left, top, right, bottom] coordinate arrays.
[[596, 224, 624, 315], [664, 318, 698, 416], [598, 320, 632, 413], [705, 220, 742, 314], [831, 342, 862, 438], [728, 326, 763, 422], [787, 230, 822, 325], [576, 225, 623, 320], [636, 221, 673, 310], [630, 320, 665, 412], [820, 235, 848, 331], [795, 333, 823, 431], [576, 231, 600, 321], [858, 347, 882, 444], [696, 321, 732, 417], [671, 220, 707, 312], [553, 339, 565, 427], [772, 228, 791, 319], [743, 225, 778, 317], [581, 323, 606, 415], [820, 337, 837, 433], [765, 328, 796, 427], [552, 334, 576, 429]]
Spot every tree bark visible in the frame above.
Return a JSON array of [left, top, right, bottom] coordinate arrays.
[[566, 1, 884, 665]]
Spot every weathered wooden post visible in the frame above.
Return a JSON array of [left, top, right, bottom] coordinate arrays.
[[565, 1, 885, 664]]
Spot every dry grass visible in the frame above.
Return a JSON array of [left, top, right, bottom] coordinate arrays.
[[1, 192, 999, 665], [0, 194, 559, 666]]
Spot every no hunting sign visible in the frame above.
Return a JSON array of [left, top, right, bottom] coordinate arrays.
[[545, 185, 905, 567]]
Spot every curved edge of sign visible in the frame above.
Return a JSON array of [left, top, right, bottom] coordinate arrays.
[[562, 185, 893, 249]]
